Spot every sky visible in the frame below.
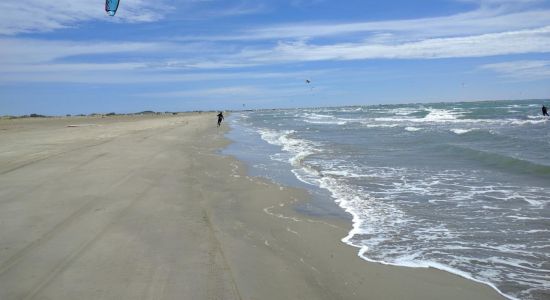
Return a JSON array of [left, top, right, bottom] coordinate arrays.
[[1, 0, 550, 115]]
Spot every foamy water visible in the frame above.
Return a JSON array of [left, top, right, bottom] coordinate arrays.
[[227, 100, 550, 300]]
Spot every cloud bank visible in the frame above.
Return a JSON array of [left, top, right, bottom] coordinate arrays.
[[2, 0, 550, 85], [0, 0, 172, 35]]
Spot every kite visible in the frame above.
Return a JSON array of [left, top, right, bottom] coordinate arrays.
[[305, 79, 314, 91], [105, 0, 120, 16]]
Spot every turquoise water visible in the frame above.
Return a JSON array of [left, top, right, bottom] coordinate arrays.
[[225, 100, 550, 300]]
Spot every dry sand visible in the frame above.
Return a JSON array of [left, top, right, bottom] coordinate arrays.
[[0, 114, 504, 299]]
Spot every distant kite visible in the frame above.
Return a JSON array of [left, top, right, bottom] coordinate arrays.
[[305, 79, 314, 90], [105, 0, 120, 16]]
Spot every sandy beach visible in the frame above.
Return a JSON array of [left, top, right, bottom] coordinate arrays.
[[0, 113, 504, 300]]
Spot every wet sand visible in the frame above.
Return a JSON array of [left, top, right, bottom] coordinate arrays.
[[0, 114, 504, 299]]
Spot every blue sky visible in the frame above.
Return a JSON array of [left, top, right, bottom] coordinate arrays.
[[1, 0, 550, 115]]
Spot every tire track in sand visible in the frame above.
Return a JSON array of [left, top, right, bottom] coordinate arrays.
[[0, 168, 138, 276], [21, 176, 158, 300]]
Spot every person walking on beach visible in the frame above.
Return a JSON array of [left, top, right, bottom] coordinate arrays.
[[543, 105, 549, 117], [217, 112, 224, 127]]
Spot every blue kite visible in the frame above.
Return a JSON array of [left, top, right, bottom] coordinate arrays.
[[105, 0, 120, 16]]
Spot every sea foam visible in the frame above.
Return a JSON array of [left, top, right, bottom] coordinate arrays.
[[233, 101, 550, 300]]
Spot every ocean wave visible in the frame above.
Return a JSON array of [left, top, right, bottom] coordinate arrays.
[[389, 107, 424, 116], [508, 119, 548, 125], [258, 134, 550, 300], [302, 112, 369, 126], [339, 107, 364, 112], [302, 113, 334, 120], [370, 116, 546, 127], [424, 108, 465, 121], [257, 128, 319, 167], [443, 145, 550, 179], [364, 124, 400, 128], [373, 115, 484, 124], [238, 103, 550, 300], [255, 135, 536, 300], [303, 119, 347, 125], [450, 128, 477, 135]]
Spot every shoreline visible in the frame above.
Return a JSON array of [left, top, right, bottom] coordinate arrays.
[[0, 114, 504, 299], [221, 116, 510, 300], [212, 115, 505, 299]]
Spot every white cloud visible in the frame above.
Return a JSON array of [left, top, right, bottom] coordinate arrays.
[[175, 7, 550, 42], [0, 0, 172, 35], [0, 36, 326, 84], [146, 60, 260, 70], [2, 25, 550, 85], [135, 85, 315, 103], [138, 86, 263, 98], [0, 59, 322, 83], [2, 0, 550, 86], [480, 60, 550, 79], [237, 26, 550, 63], [0, 38, 164, 64], [0, 62, 148, 73]]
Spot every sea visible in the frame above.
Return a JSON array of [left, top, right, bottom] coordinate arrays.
[[222, 100, 550, 300]]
